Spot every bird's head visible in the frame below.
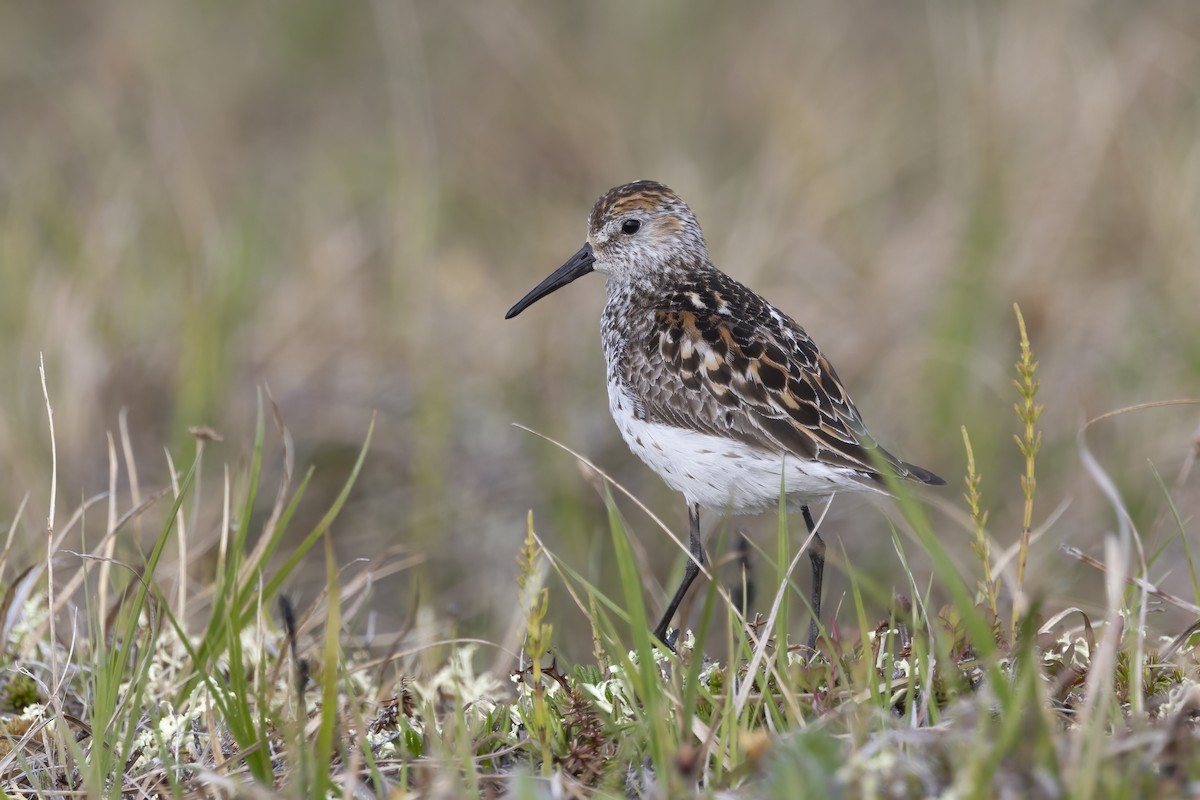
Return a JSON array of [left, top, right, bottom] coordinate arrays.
[[506, 180, 707, 319]]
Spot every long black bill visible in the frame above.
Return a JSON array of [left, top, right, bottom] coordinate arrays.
[[505, 243, 595, 319]]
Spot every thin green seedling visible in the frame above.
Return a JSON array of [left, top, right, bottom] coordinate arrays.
[[514, 512, 555, 773], [1147, 464, 1199, 607], [845, 556, 890, 715], [679, 554, 725, 781], [223, 592, 274, 783], [962, 426, 999, 618], [185, 405, 372, 698], [311, 530, 344, 799], [1012, 303, 1043, 640], [774, 474, 790, 664], [85, 457, 197, 796], [161, 589, 269, 783], [885, 525, 945, 728], [880, 461, 1005, 674], [186, 398, 267, 690], [603, 488, 673, 782]]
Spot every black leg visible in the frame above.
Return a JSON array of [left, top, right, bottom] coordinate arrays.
[[802, 505, 826, 651], [653, 503, 703, 646], [730, 530, 755, 618]]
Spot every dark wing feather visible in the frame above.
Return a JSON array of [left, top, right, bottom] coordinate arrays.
[[626, 273, 941, 486]]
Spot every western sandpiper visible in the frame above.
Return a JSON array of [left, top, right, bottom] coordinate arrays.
[[507, 180, 944, 649]]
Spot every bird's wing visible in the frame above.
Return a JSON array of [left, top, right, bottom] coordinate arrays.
[[630, 279, 927, 483]]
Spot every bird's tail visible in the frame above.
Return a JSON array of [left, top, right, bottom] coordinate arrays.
[[902, 461, 946, 486]]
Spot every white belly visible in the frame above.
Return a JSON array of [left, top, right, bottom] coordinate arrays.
[[607, 385, 874, 513]]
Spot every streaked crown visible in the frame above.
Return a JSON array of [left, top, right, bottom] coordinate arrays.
[[585, 180, 708, 280]]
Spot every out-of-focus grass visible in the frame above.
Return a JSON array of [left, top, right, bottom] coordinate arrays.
[[2, 1, 1199, 651]]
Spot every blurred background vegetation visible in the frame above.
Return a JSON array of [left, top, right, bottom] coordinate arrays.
[[2, 1, 1198, 657]]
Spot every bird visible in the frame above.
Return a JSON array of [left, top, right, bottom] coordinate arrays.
[[505, 180, 944, 650]]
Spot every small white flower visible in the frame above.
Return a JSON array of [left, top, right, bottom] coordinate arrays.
[[19, 703, 47, 722]]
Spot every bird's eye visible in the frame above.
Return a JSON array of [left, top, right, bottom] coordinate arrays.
[[621, 219, 641, 235]]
